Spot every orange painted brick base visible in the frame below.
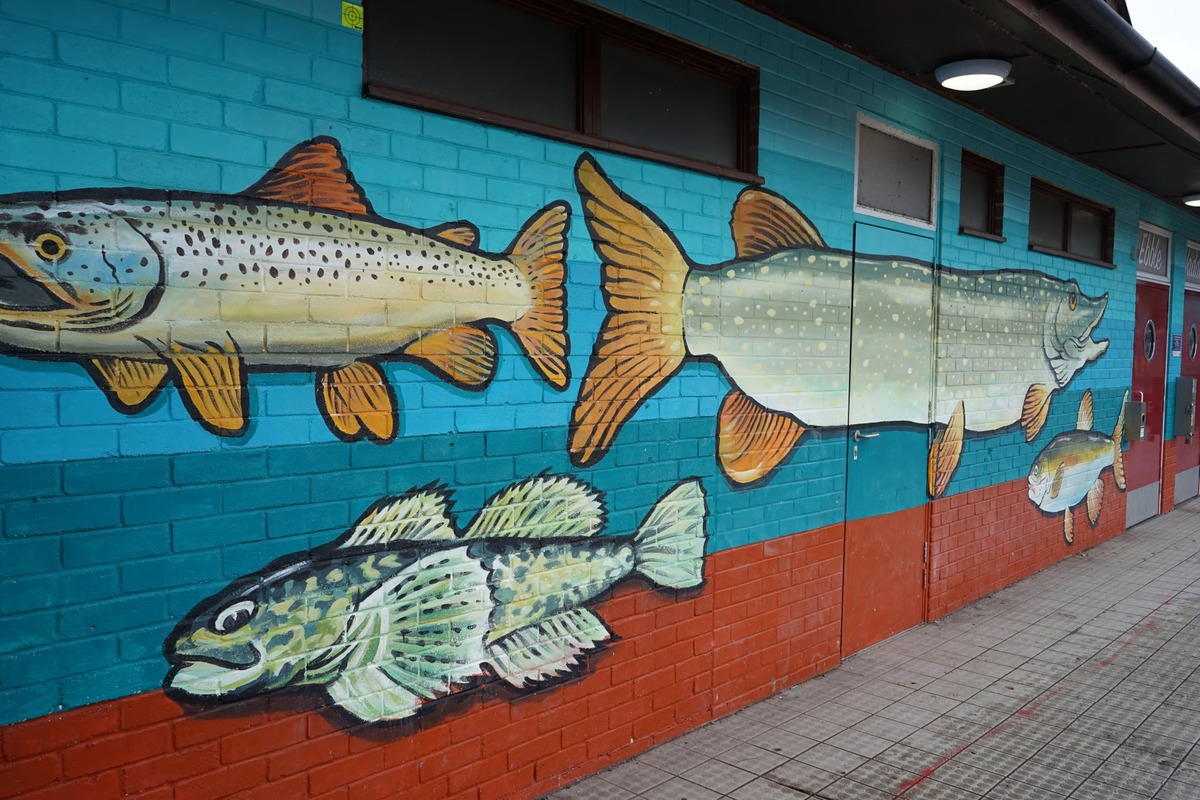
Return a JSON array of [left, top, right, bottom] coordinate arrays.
[[927, 473, 1127, 620], [0, 526, 844, 800]]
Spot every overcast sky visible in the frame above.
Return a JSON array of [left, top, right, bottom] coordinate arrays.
[[1128, 0, 1200, 85]]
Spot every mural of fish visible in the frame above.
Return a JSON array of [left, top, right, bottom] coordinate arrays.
[[163, 475, 707, 723], [0, 137, 570, 442], [1028, 389, 1127, 545], [569, 154, 1109, 492]]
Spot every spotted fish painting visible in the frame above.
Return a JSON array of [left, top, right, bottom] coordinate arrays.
[[569, 153, 1110, 493], [0, 137, 570, 442], [163, 475, 708, 723]]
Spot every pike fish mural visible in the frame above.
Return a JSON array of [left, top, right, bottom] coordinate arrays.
[[163, 475, 707, 723], [569, 154, 1110, 493], [0, 137, 570, 442], [1028, 389, 1127, 545]]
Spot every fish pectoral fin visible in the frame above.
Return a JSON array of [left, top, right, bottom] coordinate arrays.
[[168, 342, 247, 437], [1086, 478, 1104, 527], [1050, 462, 1065, 500], [326, 667, 423, 723], [730, 188, 826, 257], [1076, 388, 1094, 431], [87, 356, 169, 412], [487, 609, 612, 689], [244, 137, 373, 215], [928, 400, 965, 499], [334, 485, 458, 548], [717, 389, 805, 485], [425, 221, 479, 249], [1063, 510, 1074, 546], [1113, 391, 1128, 491], [633, 479, 708, 590], [463, 475, 603, 540], [403, 326, 497, 388], [317, 361, 397, 443], [507, 202, 571, 390], [1021, 384, 1052, 442]]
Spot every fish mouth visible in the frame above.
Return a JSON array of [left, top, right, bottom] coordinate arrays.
[[166, 656, 265, 698], [0, 244, 71, 312]]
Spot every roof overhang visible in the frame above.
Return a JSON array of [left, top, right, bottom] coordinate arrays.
[[743, 0, 1200, 213]]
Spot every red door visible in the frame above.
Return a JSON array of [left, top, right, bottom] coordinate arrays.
[[1177, 291, 1200, 502], [1127, 282, 1169, 527]]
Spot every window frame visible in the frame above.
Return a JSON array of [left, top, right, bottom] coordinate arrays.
[[958, 151, 1005, 242], [361, 0, 761, 182], [1028, 179, 1115, 268], [853, 114, 939, 231]]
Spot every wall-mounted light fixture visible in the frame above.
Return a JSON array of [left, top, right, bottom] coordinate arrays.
[[935, 59, 1011, 91], [1183, 194, 1200, 207]]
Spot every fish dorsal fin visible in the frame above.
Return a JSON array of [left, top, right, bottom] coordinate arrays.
[[928, 400, 965, 499], [404, 326, 498, 388], [1076, 389, 1094, 431], [1063, 509, 1074, 545], [336, 487, 458, 548], [244, 137, 373, 215], [1021, 383, 1052, 442], [87, 356, 169, 412], [317, 361, 397, 444], [1050, 462, 1065, 499], [167, 340, 247, 437], [426, 221, 479, 249], [717, 389, 806, 484], [487, 608, 612, 689], [462, 475, 604, 540], [1086, 478, 1104, 526], [731, 188, 826, 258]]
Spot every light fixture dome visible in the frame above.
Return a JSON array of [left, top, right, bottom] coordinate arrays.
[[1184, 194, 1200, 208], [935, 59, 1011, 91]]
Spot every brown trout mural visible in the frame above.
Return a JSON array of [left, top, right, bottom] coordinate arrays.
[[568, 153, 1110, 494], [1028, 389, 1128, 545], [0, 137, 570, 443], [163, 475, 708, 724]]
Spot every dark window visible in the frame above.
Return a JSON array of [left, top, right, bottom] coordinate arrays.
[[1029, 180, 1114, 266], [362, 0, 759, 179], [855, 118, 937, 226], [959, 151, 1004, 240]]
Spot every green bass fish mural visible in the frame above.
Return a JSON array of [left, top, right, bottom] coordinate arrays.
[[163, 475, 708, 723], [1028, 389, 1127, 545], [0, 137, 570, 442], [568, 154, 1110, 494]]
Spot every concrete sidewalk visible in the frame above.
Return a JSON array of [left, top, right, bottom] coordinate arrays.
[[543, 498, 1200, 800]]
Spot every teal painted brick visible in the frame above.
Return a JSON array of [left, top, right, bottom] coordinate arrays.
[[225, 101, 313, 142], [313, 121, 388, 156], [219, 538, 302, 579], [61, 99, 169, 148], [454, 457, 513, 488], [171, 123, 264, 166], [0, 130, 116, 179], [268, 442, 349, 476], [0, 463, 62, 502], [116, 421, 217, 457], [424, 432, 484, 462], [56, 593, 168, 638], [348, 438, 421, 469], [63, 456, 171, 495], [118, 625, 168, 662], [121, 551, 220, 592], [0, 685, 59, 728], [266, 500, 349, 537], [0, 611, 55, 656], [2, 94, 55, 134], [173, 511, 265, 552], [0, 58, 120, 108], [226, 35, 312, 80], [485, 428, 543, 457], [173, 449, 268, 485], [1, 566, 119, 614], [58, 657, 163, 712], [0, 636, 116, 688], [58, 392, 142, 427], [0, 538, 60, 578], [122, 83, 223, 126], [62, 524, 169, 567], [422, 114, 489, 148], [116, 149, 220, 189], [171, 0, 265, 33], [265, 10, 328, 52], [424, 167, 488, 200], [258, 0, 312, 14], [57, 32, 167, 81], [347, 99, 422, 136], [167, 56, 263, 102], [327, 20, 362, 62], [122, 485, 221, 525], [6, 496, 121, 537], [223, 476, 309, 512], [310, 469, 387, 502], [0, 19, 54, 59], [0, 391, 57, 429], [0, 0, 118, 35], [312, 55, 359, 91], [120, 9, 223, 58], [263, 78, 348, 119]]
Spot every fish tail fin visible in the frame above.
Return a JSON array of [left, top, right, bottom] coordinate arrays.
[[1112, 390, 1128, 490], [632, 479, 707, 589], [569, 153, 689, 467], [928, 400, 965, 499], [507, 201, 571, 390]]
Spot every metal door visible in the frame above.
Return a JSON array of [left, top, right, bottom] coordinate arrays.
[[1177, 291, 1200, 502], [1127, 281, 1169, 527], [842, 222, 935, 656]]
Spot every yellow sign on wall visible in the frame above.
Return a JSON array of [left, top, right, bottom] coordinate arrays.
[[341, 2, 363, 31]]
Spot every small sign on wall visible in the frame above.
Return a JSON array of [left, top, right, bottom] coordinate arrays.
[[342, 2, 363, 31], [1174, 333, 1184, 358]]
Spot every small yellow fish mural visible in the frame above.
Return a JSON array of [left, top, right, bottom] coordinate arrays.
[[1028, 389, 1127, 545], [0, 138, 570, 442]]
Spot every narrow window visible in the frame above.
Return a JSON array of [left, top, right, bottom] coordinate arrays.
[[959, 151, 1004, 240], [362, 0, 759, 179], [855, 116, 938, 228], [1029, 180, 1114, 266]]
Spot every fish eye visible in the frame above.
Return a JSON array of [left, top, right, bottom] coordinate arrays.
[[1068, 291, 1078, 311], [31, 232, 70, 264], [1031, 464, 1040, 478], [212, 600, 256, 634]]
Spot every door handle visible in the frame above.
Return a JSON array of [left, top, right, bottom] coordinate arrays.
[[853, 430, 879, 442]]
